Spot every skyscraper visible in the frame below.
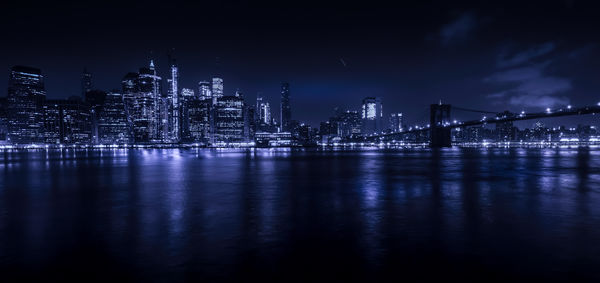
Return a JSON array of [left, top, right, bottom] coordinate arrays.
[[198, 81, 212, 101], [259, 101, 271, 125], [7, 66, 46, 144], [211, 77, 223, 101], [361, 97, 383, 135], [97, 92, 131, 144], [43, 98, 92, 144], [280, 82, 291, 132], [132, 61, 162, 142], [187, 99, 211, 143], [167, 56, 180, 142], [81, 68, 92, 97], [179, 88, 195, 141], [389, 112, 403, 132], [214, 95, 244, 143]]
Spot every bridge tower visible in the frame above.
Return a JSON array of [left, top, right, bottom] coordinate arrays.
[[430, 103, 452, 147]]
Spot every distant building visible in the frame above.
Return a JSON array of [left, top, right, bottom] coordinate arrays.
[[43, 99, 92, 144], [97, 92, 131, 144], [84, 90, 107, 143], [166, 59, 180, 142], [361, 97, 383, 135], [211, 77, 224, 101], [280, 82, 291, 132], [124, 61, 162, 143], [213, 95, 244, 142], [7, 66, 46, 144], [496, 111, 516, 141], [259, 101, 271, 125], [389, 112, 403, 132], [0, 98, 7, 142], [243, 104, 256, 142], [198, 81, 212, 101], [255, 132, 292, 147], [337, 110, 362, 137], [186, 99, 211, 143], [81, 68, 92, 97]]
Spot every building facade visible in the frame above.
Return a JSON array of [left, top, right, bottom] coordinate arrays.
[[361, 97, 383, 135], [7, 66, 46, 144], [280, 82, 291, 132]]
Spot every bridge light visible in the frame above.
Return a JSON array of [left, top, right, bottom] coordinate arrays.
[[567, 105, 572, 109]]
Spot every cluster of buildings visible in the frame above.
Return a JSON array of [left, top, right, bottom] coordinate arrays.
[[1, 62, 596, 148], [452, 121, 600, 144], [0, 63, 294, 146], [0, 61, 408, 147]]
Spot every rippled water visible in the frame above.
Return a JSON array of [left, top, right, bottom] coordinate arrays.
[[1, 148, 600, 281]]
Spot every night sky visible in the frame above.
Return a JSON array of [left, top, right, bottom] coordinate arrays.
[[1, 0, 599, 127]]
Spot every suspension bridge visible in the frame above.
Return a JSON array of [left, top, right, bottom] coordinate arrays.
[[364, 102, 600, 147]]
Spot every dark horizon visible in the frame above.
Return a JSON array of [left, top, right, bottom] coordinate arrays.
[[2, 0, 600, 127]]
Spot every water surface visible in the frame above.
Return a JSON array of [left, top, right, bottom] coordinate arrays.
[[1, 148, 600, 281]]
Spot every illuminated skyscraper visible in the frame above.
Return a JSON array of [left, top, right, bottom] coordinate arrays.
[[361, 97, 383, 135], [389, 112, 403, 132], [81, 68, 92, 97], [198, 81, 212, 100], [7, 66, 46, 144], [280, 82, 291, 132], [97, 92, 131, 144], [211, 77, 223, 101], [128, 61, 162, 143], [180, 88, 195, 140], [214, 95, 244, 143], [259, 101, 271, 125], [167, 56, 179, 142], [187, 99, 211, 143], [43, 98, 92, 144]]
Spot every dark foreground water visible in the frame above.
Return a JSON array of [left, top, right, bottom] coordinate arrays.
[[1, 148, 600, 281]]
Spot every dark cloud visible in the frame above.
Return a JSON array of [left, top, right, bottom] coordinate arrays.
[[439, 12, 477, 45], [486, 55, 571, 108], [497, 42, 555, 68]]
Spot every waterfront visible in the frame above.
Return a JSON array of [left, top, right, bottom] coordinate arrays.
[[1, 148, 600, 281]]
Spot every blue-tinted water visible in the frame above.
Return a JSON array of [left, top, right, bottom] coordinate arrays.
[[1, 148, 600, 281]]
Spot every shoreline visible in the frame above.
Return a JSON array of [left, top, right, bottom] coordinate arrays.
[[0, 142, 599, 150]]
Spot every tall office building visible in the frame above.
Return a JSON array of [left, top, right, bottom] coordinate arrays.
[[338, 110, 362, 137], [187, 99, 211, 143], [129, 61, 162, 143], [43, 99, 92, 144], [496, 111, 516, 141], [389, 113, 403, 132], [85, 90, 107, 143], [179, 88, 195, 140], [0, 98, 7, 142], [211, 77, 223, 101], [167, 57, 179, 142], [259, 101, 271, 125], [121, 72, 139, 133], [361, 97, 383, 135], [280, 82, 291, 132], [213, 95, 244, 143], [198, 81, 212, 101], [97, 92, 131, 144], [81, 68, 92, 97], [7, 66, 46, 144]]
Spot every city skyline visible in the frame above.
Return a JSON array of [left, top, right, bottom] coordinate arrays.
[[2, 62, 600, 148]]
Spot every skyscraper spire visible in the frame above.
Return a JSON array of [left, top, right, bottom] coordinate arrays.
[[149, 59, 155, 70]]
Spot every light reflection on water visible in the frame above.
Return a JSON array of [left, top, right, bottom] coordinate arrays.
[[1, 148, 600, 281]]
